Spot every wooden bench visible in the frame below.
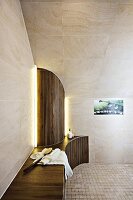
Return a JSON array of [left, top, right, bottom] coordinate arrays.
[[1, 136, 89, 200]]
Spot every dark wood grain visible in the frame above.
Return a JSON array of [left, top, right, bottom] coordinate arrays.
[[65, 136, 89, 169], [36, 136, 89, 169], [1, 149, 65, 200], [37, 68, 65, 146], [1, 136, 89, 200]]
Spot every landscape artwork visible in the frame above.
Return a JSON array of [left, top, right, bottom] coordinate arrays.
[[94, 99, 124, 115]]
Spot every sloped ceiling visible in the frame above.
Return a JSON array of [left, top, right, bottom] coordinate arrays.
[[21, 0, 133, 97]]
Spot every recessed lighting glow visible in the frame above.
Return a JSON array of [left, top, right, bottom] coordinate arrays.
[[34, 65, 37, 147], [65, 97, 69, 136]]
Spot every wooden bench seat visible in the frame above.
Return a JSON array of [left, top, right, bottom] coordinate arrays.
[[1, 149, 65, 200], [1, 136, 89, 200]]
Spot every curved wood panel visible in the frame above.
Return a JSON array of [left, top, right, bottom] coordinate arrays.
[[65, 136, 89, 169], [37, 68, 65, 146]]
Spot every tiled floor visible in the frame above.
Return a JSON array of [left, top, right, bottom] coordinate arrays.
[[65, 164, 133, 200]]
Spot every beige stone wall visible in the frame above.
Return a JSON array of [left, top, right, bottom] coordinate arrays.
[[0, 0, 34, 197], [21, 0, 133, 163]]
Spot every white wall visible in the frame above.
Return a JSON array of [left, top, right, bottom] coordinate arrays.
[[21, 0, 133, 163], [0, 0, 34, 197]]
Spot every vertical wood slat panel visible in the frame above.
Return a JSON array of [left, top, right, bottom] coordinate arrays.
[[37, 68, 65, 146], [65, 136, 89, 169]]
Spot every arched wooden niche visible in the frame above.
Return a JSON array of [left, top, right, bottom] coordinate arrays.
[[37, 68, 65, 146]]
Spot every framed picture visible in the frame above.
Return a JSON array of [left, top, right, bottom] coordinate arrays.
[[94, 99, 123, 115]]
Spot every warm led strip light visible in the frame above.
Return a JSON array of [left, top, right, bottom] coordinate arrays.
[[65, 97, 69, 136], [34, 65, 37, 147]]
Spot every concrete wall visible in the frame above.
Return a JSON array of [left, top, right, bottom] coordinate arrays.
[[21, 0, 133, 163], [0, 0, 34, 197]]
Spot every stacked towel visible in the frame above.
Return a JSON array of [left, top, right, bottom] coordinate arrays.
[[30, 148, 73, 179]]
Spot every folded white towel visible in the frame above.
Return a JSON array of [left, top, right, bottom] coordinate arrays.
[[30, 148, 73, 179]]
